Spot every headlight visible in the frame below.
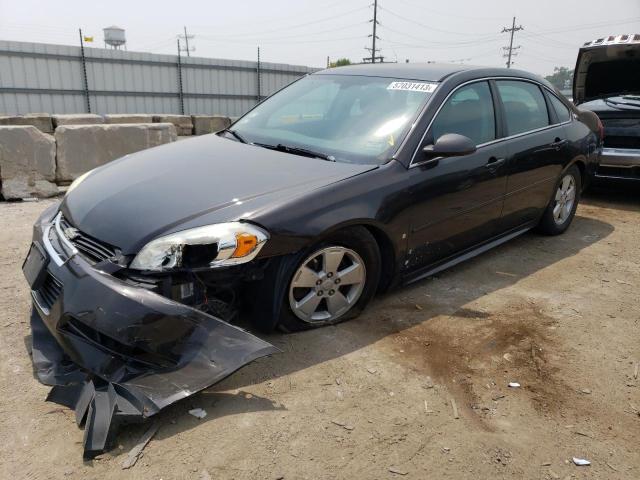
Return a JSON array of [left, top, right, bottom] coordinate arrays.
[[129, 222, 269, 271], [65, 170, 93, 196]]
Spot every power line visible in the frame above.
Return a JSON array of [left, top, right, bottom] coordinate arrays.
[[502, 17, 524, 68], [378, 24, 502, 47], [196, 21, 367, 43], [197, 35, 367, 46], [379, 5, 495, 37], [528, 17, 640, 35], [393, 0, 510, 22], [191, 5, 369, 39]]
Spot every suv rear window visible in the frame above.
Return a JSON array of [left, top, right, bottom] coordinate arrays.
[[496, 80, 550, 135]]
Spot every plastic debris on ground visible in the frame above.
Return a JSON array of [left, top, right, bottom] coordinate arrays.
[[189, 408, 207, 419]]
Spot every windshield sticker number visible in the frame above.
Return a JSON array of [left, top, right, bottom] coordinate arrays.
[[387, 81, 438, 93]]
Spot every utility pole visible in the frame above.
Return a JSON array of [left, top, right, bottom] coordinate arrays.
[[178, 26, 195, 57], [501, 17, 523, 68], [176, 39, 185, 114], [256, 46, 262, 103], [363, 0, 382, 63], [371, 0, 378, 63], [78, 28, 91, 113]]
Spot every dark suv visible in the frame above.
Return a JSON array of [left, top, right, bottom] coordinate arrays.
[[574, 34, 640, 181]]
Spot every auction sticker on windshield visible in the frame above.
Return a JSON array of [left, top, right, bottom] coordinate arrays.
[[387, 81, 438, 93]]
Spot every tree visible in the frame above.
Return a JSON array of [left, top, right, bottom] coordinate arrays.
[[545, 67, 574, 90], [329, 58, 351, 68]]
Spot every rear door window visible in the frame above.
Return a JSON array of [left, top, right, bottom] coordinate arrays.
[[496, 80, 550, 135], [430, 81, 496, 146], [547, 94, 571, 123]]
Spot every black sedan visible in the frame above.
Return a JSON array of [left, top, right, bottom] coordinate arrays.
[[23, 63, 600, 456]]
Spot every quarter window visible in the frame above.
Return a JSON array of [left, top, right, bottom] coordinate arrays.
[[548, 94, 571, 123], [496, 80, 550, 135], [430, 81, 496, 146]]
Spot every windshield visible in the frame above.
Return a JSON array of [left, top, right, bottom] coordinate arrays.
[[231, 74, 436, 165]]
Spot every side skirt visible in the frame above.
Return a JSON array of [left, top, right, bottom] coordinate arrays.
[[403, 225, 533, 286]]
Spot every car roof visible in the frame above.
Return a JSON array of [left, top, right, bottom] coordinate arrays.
[[315, 62, 540, 83]]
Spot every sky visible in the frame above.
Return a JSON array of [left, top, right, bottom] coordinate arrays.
[[0, 0, 639, 76]]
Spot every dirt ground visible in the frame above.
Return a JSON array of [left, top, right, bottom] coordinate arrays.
[[0, 186, 638, 480]]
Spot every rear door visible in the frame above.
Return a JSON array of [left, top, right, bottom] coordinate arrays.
[[495, 80, 569, 229]]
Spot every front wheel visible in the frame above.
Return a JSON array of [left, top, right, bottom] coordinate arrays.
[[537, 165, 581, 235], [277, 226, 381, 332]]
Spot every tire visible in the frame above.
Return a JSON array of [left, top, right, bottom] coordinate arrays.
[[277, 226, 381, 332], [537, 165, 581, 235]]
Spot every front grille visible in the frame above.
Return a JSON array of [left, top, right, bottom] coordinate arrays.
[[36, 272, 63, 311], [59, 215, 118, 264]]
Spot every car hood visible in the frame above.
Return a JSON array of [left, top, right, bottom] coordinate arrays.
[[573, 38, 640, 105], [61, 135, 377, 254]]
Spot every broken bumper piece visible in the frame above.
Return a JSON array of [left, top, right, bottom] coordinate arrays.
[[26, 205, 279, 459]]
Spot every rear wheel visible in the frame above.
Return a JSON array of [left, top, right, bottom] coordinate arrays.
[[278, 227, 380, 332], [537, 165, 581, 235]]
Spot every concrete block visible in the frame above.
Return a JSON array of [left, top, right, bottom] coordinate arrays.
[[191, 115, 232, 135], [52, 114, 104, 128], [55, 123, 177, 182], [0, 114, 53, 134], [152, 114, 193, 135], [103, 114, 154, 124], [0, 126, 57, 199]]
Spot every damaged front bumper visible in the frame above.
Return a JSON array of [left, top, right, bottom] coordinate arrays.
[[24, 204, 279, 459]]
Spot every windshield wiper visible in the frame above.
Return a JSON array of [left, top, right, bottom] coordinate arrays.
[[256, 143, 336, 161], [220, 128, 248, 143]]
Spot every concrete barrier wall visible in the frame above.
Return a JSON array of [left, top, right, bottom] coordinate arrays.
[[0, 114, 53, 134], [0, 126, 57, 199], [0, 113, 233, 199], [55, 123, 177, 182]]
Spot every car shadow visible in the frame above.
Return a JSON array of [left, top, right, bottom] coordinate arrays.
[[220, 213, 614, 392], [26, 212, 617, 459]]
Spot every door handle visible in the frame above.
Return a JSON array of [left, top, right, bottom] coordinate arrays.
[[485, 157, 505, 169], [550, 137, 567, 150]]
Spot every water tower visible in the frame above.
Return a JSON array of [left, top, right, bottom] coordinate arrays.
[[103, 26, 126, 50]]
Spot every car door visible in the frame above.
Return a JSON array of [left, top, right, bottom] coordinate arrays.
[[495, 80, 569, 229], [404, 80, 509, 272]]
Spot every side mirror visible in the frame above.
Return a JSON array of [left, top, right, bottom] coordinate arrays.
[[422, 133, 477, 160]]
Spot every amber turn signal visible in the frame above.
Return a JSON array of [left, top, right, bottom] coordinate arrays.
[[232, 233, 259, 258]]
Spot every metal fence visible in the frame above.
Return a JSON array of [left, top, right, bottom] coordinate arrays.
[[0, 40, 317, 117]]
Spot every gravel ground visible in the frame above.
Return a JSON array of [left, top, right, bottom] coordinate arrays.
[[0, 186, 638, 480]]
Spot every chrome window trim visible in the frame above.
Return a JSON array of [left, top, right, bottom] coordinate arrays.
[[408, 76, 573, 169]]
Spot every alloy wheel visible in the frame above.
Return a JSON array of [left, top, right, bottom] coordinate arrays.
[[288, 246, 366, 324], [553, 174, 576, 225]]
